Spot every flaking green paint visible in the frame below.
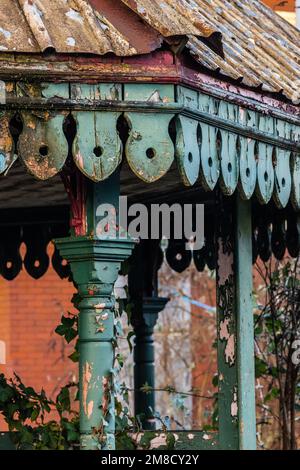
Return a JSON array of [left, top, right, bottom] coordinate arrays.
[[55, 173, 135, 450], [216, 195, 256, 450]]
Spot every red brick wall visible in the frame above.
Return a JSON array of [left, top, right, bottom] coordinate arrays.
[[0, 243, 77, 430], [190, 270, 217, 426]]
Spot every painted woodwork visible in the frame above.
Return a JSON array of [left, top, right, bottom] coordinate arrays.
[[0, 82, 299, 209], [72, 110, 122, 182], [124, 85, 175, 183], [255, 115, 275, 204], [0, 112, 15, 175], [166, 239, 192, 273], [22, 225, 50, 279], [176, 88, 200, 186], [0, 429, 219, 450], [17, 83, 69, 180], [198, 92, 220, 191], [218, 101, 239, 196], [291, 152, 300, 211], [0, 226, 22, 281], [286, 214, 300, 258], [237, 109, 257, 200], [18, 111, 68, 180], [273, 120, 292, 209], [125, 111, 175, 183], [216, 195, 256, 450], [71, 84, 122, 182], [175, 115, 200, 186]]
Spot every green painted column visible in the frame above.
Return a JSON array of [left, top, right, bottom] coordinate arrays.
[[133, 297, 168, 430], [55, 173, 135, 450], [216, 195, 256, 450]]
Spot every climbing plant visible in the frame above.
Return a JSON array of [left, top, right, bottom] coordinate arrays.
[[0, 373, 79, 450], [0, 296, 180, 450], [254, 256, 300, 450]]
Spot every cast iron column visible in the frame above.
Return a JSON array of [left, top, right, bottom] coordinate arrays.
[[55, 172, 135, 450], [128, 239, 167, 430], [133, 297, 168, 430]]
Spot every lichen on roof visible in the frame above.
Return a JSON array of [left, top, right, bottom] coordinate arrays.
[[0, 0, 299, 103]]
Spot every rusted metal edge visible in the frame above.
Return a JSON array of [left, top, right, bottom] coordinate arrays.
[[1, 98, 299, 152]]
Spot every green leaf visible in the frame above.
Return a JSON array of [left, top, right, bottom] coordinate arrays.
[[64, 328, 78, 344], [264, 387, 280, 403], [255, 357, 268, 378], [56, 387, 70, 413], [55, 325, 67, 336], [166, 432, 176, 450], [140, 431, 156, 449], [30, 407, 40, 421], [68, 351, 79, 363]]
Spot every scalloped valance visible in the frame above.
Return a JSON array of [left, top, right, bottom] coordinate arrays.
[[1, 82, 299, 210]]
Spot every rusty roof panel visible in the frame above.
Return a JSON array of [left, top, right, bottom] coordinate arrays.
[[0, 0, 141, 55], [185, 0, 300, 103], [121, 0, 217, 37], [0, 0, 299, 104], [0, 0, 37, 52], [122, 0, 300, 104]]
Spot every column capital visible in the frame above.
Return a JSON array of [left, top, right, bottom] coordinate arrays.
[[54, 235, 135, 263], [132, 296, 169, 329], [54, 235, 136, 286]]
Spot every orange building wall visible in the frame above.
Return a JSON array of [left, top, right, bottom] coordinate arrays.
[[264, 0, 295, 11], [0, 244, 77, 430]]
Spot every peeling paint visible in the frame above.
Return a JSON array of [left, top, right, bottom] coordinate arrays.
[[231, 388, 238, 417], [66, 37, 76, 47], [87, 400, 94, 419], [17, 111, 68, 180], [217, 240, 234, 284], [21, 0, 54, 52], [65, 8, 83, 23], [82, 361, 92, 417], [219, 317, 235, 365], [101, 376, 110, 417], [94, 303, 106, 310], [75, 152, 84, 169], [0, 27, 11, 40]]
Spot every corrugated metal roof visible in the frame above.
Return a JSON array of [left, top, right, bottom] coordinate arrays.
[[121, 0, 217, 37], [0, 0, 299, 104], [0, 0, 144, 55], [186, 1, 300, 102], [124, 0, 300, 104]]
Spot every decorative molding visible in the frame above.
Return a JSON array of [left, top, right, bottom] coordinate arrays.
[[1, 83, 299, 210]]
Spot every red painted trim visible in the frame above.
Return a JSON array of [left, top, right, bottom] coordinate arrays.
[[61, 169, 87, 237]]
